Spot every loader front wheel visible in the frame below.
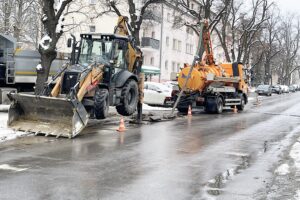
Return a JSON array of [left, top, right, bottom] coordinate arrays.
[[94, 88, 109, 119], [116, 79, 139, 116]]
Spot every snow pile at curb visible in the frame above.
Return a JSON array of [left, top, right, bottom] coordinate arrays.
[[0, 113, 27, 143], [275, 163, 290, 175], [290, 137, 300, 172], [0, 105, 9, 112], [295, 190, 300, 199], [143, 103, 172, 111]]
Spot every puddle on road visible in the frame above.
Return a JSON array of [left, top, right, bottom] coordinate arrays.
[[204, 154, 252, 196]]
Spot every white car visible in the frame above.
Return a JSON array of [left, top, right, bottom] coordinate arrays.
[[162, 81, 178, 90], [281, 85, 290, 93], [144, 82, 174, 106]]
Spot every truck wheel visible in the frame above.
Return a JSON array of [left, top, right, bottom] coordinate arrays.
[[237, 96, 245, 111], [205, 97, 214, 113], [94, 88, 109, 119], [216, 97, 223, 114], [205, 97, 223, 114], [116, 79, 139, 116]]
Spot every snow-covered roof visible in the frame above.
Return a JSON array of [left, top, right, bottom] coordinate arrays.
[[0, 34, 16, 49]]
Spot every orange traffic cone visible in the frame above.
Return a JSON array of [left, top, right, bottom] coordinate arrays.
[[117, 117, 126, 132], [233, 105, 238, 113], [188, 105, 192, 116]]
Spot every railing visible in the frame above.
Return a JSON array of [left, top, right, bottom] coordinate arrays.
[[141, 37, 160, 50]]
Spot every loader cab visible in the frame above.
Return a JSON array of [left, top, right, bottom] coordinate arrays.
[[77, 34, 129, 70]]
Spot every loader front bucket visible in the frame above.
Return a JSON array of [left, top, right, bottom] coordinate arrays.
[[7, 93, 89, 138]]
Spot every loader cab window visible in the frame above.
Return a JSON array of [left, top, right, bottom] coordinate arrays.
[[112, 39, 127, 69], [79, 38, 113, 66]]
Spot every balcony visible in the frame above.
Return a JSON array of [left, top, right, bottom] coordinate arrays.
[[141, 37, 160, 52]]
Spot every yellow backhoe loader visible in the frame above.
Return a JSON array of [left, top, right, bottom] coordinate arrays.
[[7, 16, 143, 138]]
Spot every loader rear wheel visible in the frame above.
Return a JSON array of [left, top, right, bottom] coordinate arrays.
[[116, 79, 139, 116], [94, 88, 109, 119]]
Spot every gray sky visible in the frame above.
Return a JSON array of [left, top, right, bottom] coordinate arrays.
[[274, 0, 300, 13]]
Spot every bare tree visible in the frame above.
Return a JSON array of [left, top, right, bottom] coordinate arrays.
[[259, 6, 281, 84], [214, 0, 270, 64], [172, 0, 230, 36], [36, 0, 73, 94], [1, 0, 14, 34], [99, 0, 165, 45], [277, 16, 300, 85]]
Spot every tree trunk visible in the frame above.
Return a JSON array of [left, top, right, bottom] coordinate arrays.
[[264, 59, 270, 84], [13, 0, 23, 42], [133, 30, 141, 46], [35, 51, 57, 95], [4, 1, 11, 33]]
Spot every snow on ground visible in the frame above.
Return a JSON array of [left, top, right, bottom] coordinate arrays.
[[0, 113, 27, 143], [275, 163, 290, 175], [142, 103, 172, 111], [290, 137, 300, 171], [295, 190, 300, 199]]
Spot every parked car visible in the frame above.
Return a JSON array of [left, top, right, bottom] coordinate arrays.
[[281, 85, 290, 93], [162, 81, 179, 90], [256, 85, 272, 96], [144, 82, 174, 107], [292, 84, 299, 91], [271, 85, 282, 94], [289, 85, 296, 92]]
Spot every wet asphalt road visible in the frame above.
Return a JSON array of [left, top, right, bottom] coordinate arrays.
[[1, 93, 300, 200]]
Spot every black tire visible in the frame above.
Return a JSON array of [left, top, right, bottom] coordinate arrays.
[[94, 88, 109, 119], [237, 95, 245, 111], [205, 97, 214, 113], [116, 79, 139, 116], [205, 96, 223, 114], [216, 97, 223, 114]]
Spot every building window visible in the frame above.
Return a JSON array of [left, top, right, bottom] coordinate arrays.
[[186, 43, 194, 54], [89, 0, 96, 5], [151, 31, 155, 39], [90, 25, 96, 32], [186, 27, 194, 35], [172, 39, 177, 50], [177, 63, 181, 71], [172, 61, 176, 72], [150, 57, 154, 65], [178, 40, 182, 52], [167, 13, 171, 22], [166, 36, 169, 47], [165, 60, 168, 70]]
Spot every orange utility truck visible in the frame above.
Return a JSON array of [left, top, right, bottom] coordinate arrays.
[[175, 20, 248, 114]]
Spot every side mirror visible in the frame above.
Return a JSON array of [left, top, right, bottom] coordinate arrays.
[[67, 38, 72, 48]]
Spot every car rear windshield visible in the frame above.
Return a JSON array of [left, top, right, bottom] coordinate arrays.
[[257, 85, 269, 89]]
